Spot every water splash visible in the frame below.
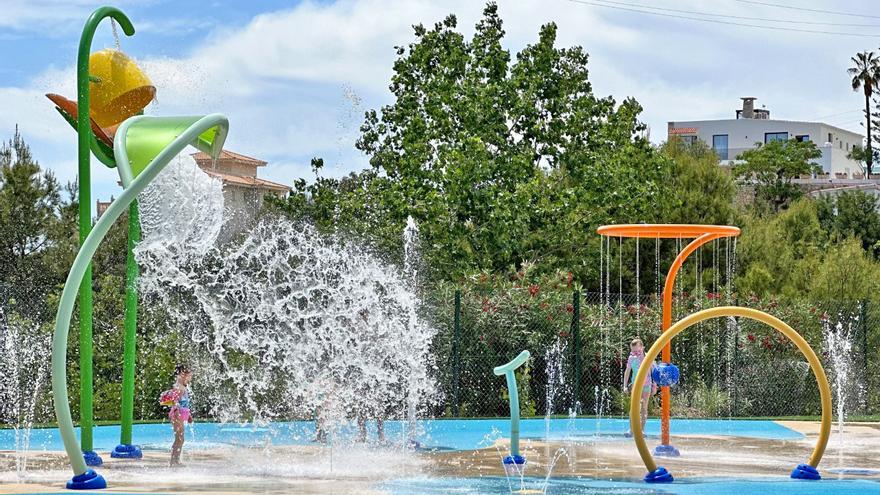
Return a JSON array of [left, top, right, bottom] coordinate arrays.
[[498, 445, 569, 495], [822, 311, 864, 456], [0, 307, 50, 478], [110, 19, 121, 51], [135, 153, 438, 445], [402, 215, 426, 444], [543, 337, 568, 440], [138, 154, 225, 256]]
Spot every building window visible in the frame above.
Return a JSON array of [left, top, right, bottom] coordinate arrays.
[[712, 134, 729, 160], [795, 135, 810, 142], [765, 132, 788, 143], [828, 133, 833, 143], [681, 135, 698, 145]]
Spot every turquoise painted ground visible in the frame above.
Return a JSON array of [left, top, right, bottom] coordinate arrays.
[[382, 476, 880, 494], [1, 418, 801, 452]]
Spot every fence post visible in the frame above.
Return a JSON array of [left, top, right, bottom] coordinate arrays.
[[571, 290, 581, 414], [453, 289, 462, 417], [862, 299, 870, 415]]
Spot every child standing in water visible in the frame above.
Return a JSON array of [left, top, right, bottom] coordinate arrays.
[[623, 337, 657, 437], [164, 364, 193, 467]]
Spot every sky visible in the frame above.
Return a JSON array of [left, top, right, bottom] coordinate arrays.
[[2, 0, 878, 205]]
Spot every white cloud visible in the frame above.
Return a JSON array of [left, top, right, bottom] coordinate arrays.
[[1, 0, 158, 33], [3, 0, 98, 31], [3, 0, 875, 205]]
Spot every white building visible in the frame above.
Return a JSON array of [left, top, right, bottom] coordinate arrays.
[[668, 98, 865, 178]]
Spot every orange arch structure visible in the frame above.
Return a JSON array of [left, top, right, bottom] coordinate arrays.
[[597, 224, 740, 453]]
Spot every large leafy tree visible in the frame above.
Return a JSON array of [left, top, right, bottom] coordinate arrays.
[[848, 51, 880, 177], [737, 196, 880, 300], [734, 139, 821, 212], [341, 3, 670, 281]]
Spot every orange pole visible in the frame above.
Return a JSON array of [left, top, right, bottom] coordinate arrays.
[[659, 232, 721, 446]]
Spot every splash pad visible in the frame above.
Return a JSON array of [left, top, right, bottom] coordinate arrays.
[[50, 109, 228, 488], [11, 4, 853, 493]]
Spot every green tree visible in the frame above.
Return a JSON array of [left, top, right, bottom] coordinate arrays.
[[816, 190, 880, 256], [734, 139, 821, 212], [847, 144, 879, 177], [660, 137, 735, 225], [809, 237, 878, 301], [42, 182, 80, 282], [266, 158, 383, 235], [349, 3, 669, 281], [736, 198, 824, 297], [736, 195, 880, 301], [0, 126, 61, 317], [848, 51, 880, 176]]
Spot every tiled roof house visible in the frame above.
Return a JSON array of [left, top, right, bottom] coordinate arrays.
[[191, 150, 291, 238]]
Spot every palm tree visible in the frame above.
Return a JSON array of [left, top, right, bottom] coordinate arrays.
[[848, 51, 880, 177]]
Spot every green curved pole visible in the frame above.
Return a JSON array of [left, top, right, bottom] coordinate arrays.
[[53, 114, 229, 476], [76, 6, 135, 456], [493, 350, 530, 457]]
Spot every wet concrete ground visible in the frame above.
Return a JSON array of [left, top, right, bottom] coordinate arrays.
[[2, 421, 878, 494]]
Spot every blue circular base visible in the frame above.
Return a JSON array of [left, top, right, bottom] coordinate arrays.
[[791, 463, 821, 480], [644, 466, 674, 483], [66, 468, 107, 490], [502, 454, 526, 465], [653, 444, 681, 457], [111, 443, 143, 459], [82, 450, 103, 467]]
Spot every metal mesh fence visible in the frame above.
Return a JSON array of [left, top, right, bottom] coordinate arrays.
[[428, 288, 874, 419]]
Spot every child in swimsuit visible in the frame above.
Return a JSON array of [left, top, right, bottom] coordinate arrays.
[[623, 337, 657, 437], [166, 364, 193, 466]]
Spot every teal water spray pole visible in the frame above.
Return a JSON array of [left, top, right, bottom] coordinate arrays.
[[494, 350, 530, 472]]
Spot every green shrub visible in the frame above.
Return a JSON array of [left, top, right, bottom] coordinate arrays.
[[672, 375, 730, 418]]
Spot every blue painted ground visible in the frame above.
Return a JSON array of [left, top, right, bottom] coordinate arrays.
[[0, 418, 802, 452], [382, 476, 880, 494]]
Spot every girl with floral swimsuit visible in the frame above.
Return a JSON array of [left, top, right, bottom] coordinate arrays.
[[167, 364, 193, 466]]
